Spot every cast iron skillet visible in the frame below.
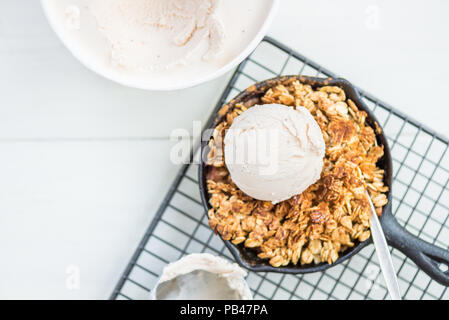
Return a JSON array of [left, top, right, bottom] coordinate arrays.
[[198, 75, 449, 286]]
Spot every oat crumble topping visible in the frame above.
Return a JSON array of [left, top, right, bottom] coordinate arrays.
[[206, 78, 388, 267]]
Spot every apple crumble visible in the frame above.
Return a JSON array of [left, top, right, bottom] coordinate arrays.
[[205, 77, 389, 267]]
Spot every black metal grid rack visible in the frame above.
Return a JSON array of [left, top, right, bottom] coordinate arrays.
[[110, 37, 449, 300]]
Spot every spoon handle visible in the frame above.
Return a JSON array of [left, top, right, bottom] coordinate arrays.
[[367, 192, 401, 300]]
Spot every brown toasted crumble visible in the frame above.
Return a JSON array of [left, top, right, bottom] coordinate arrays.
[[206, 79, 389, 267]]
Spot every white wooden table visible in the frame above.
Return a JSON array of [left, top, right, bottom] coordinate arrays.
[[0, 0, 448, 299]]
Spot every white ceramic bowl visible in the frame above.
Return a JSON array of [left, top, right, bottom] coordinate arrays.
[[41, 0, 279, 91]]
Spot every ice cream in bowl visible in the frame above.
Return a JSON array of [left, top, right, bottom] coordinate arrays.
[[41, 0, 279, 90]]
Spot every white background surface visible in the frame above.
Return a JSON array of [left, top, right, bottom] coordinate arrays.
[[1, 0, 448, 299]]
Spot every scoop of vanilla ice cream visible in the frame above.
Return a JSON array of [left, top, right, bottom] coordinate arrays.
[[224, 104, 325, 204], [90, 0, 225, 70]]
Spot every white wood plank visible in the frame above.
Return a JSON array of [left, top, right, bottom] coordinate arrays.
[[269, 0, 449, 138], [0, 139, 182, 299]]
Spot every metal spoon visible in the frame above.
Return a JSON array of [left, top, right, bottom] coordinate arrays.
[[367, 191, 401, 300]]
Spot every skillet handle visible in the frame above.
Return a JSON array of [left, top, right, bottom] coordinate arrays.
[[381, 213, 449, 286]]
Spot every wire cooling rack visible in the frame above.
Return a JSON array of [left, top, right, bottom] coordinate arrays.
[[110, 37, 449, 300]]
